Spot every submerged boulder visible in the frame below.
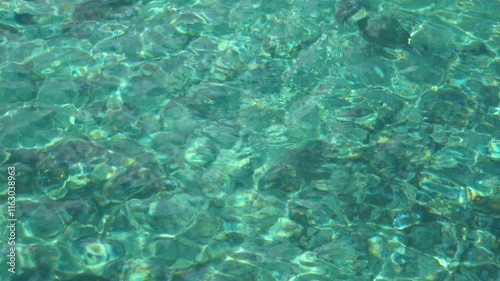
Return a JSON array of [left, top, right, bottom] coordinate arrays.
[[334, 0, 363, 23], [357, 15, 411, 49]]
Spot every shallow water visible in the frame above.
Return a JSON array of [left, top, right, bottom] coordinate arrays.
[[0, 0, 499, 280]]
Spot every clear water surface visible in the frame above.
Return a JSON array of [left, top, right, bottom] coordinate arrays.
[[0, 0, 499, 280]]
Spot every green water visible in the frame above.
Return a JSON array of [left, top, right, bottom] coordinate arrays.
[[0, 0, 499, 280]]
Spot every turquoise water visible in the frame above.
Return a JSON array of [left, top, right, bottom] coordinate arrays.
[[0, 0, 499, 280]]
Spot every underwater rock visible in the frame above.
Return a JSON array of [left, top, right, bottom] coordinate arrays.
[[73, 1, 112, 21], [258, 164, 300, 197], [358, 15, 411, 49], [125, 192, 207, 236], [420, 87, 475, 127], [184, 137, 217, 169], [288, 141, 333, 181], [22, 204, 65, 239], [14, 13, 36, 25], [334, 0, 362, 23]]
